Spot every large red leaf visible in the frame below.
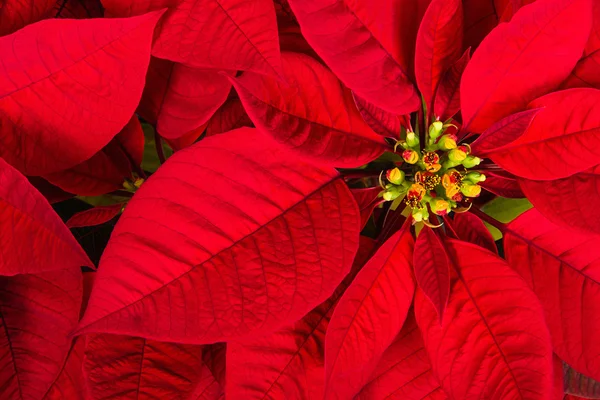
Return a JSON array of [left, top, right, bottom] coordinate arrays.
[[325, 228, 415, 399], [286, 0, 420, 115], [205, 97, 253, 136], [469, 108, 542, 152], [413, 227, 450, 320], [483, 89, 600, 180], [42, 338, 86, 400], [415, 239, 554, 399], [415, 0, 463, 109], [480, 174, 525, 198], [351, 187, 384, 230], [0, 268, 83, 399], [28, 176, 74, 204], [460, 0, 592, 133], [137, 57, 233, 139], [0, 0, 55, 36], [0, 158, 91, 275], [231, 52, 387, 168], [355, 313, 446, 400], [451, 212, 498, 255], [0, 12, 162, 175], [66, 204, 123, 229], [433, 49, 470, 121], [463, 0, 500, 51], [353, 94, 401, 139], [83, 334, 204, 398], [54, 0, 104, 18], [519, 166, 600, 234], [43, 116, 144, 196], [75, 127, 360, 343], [504, 209, 600, 382], [225, 237, 377, 399]]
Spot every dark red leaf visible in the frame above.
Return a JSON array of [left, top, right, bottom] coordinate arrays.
[[231, 53, 387, 168], [0, 11, 162, 175], [484, 89, 600, 180], [460, 0, 592, 133], [353, 94, 401, 139], [351, 187, 384, 230], [54, 0, 104, 18], [0, 158, 91, 275], [413, 227, 450, 320], [553, 354, 565, 400], [325, 228, 414, 399], [76, 127, 360, 343], [42, 338, 85, 400], [202, 343, 226, 390], [286, 0, 420, 115], [415, 0, 463, 109], [462, 0, 500, 51], [451, 212, 498, 255], [505, 209, 600, 382], [433, 49, 470, 121], [0, 268, 83, 399], [0, 0, 55, 36], [165, 123, 206, 151], [66, 204, 123, 229], [470, 108, 542, 152], [415, 239, 554, 399], [83, 334, 205, 398], [563, 362, 600, 398], [356, 312, 446, 400], [480, 173, 525, 198], [205, 97, 253, 136], [27, 177, 74, 204]]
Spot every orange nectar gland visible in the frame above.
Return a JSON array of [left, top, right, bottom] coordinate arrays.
[[381, 122, 486, 224]]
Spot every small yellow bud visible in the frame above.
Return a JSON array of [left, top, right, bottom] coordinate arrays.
[[412, 207, 429, 222], [406, 131, 420, 147], [402, 149, 419, 164], [461, 182, 482, 198], [386, 168, 405, 185], [429, 121, 444, 139], [462, 155, 482, 168], [429, 198, 451, 216], [465, 171, 486, 183], [383, 186, 403, 201], [448, 147, 467, 162], [437, 134, 457, 150]]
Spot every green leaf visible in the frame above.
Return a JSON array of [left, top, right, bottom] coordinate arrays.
[[141, 122, 173, 173], [481, 197, 533, 240]]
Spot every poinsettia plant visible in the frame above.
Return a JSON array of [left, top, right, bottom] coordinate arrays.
[[1, 0, 600, 398]]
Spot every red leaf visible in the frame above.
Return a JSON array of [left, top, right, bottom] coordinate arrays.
[[519, 166, 600, 234], [0, 268, 83, 399], [165, 123, 206, 151], [0, 158, 91, 275], [470, 108, 542, 152], [42, 338, 86, 400], [66, 204, 123, 229], [505, 209, 600, 382], [54, 0, 104, 18], [351, 187, 384, 230], [460, 0, 592, 133], [415, 0, 463, 109], [231, 53, 387, 168], [83, 334, 205, 398], [433, 49, 470, 121], [205, 97, 253, 136], [415, 239, 554, 399], [43, 116, 145, 196], [413, 227, 450, 320], [553, 354, 565, 400], [202, 343, 226, 390], [75, 127, 360, 343], [463, 0, 500, 51], [451, 212, 498, 255], [0, 11, 163, 175], [138, 57, 233, 139], [325, 229, 415, 399], [480, 174, 525, 198], [356, 313, 446, 400], [286, 0, 420, 115], [484, 89, 600, 180], [353, 94, 401, 139], [0, 0, 55, 36], [28, 177, 74, 204]]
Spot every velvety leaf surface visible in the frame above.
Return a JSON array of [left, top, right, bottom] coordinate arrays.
[[44, 116, 145, 196], [355, 313, 446, 400], [480, 173, 525, 198], [0, 268, 83, 399], [205, 97, 253, 136], [484, 89, 600, 180], [42, 338, 86, 400], [460, 0, 592, 133], [353, 94, 401, 139], [76, 127, 360, 343], [451, 212, 498, 255], [519, 166, 600, 234], [413, 227, 450, 320], [415, 0, 463, 109], [325, 229, 415, 399], [83, 334, 204, 399], [0, 157, 91, 275], [433, 49, 469, 121], [0, 11, 162, 175], [470, 108, 542, 152], [505, 209, 600, 382], [0, 0, 55, 36], [231, 53, 387, 168], [66, 204, 123, 229], [415, 239, 554, 399], [287, 0, 420, 115]]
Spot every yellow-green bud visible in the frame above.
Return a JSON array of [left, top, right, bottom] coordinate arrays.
[[402, 149, 419, 164], [406, 131, 420, 147], [412, 207, 429, 222], [465, 171, 486, 183], [461, 182, 482, 197], [429, 197, 451, 216], [462, 155, 482, 168], [386, 168, 405, 185], [428, 121, 444, 139], [437, 134, 457, 150], [448, 147, 467, 162], [383, 186, 404, 201]]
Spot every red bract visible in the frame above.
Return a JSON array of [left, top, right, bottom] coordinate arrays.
[[2, 0, 600, 398]]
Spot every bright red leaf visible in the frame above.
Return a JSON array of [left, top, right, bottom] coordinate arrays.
[[0, 157, 91, 275], [415, 0, 463, 109], [0, 0, 55, 36], [0, 11, 163, 175], [484, 89, 600, 180], [286, 0, 420, 115], [433, 49, 470, 121], [351, 187, 384, 230], [480, 173, 525, 198], [460, 0, 592, 133], [469, 108, 542, 151], [42, 338, 86, 400], [415, 239, 554, 399], [66, 204, 123, 229], [413, 227, 450, 320], [205, 97, 253, 136], [505, 209, 600, 382], [451, 212, 498, 255], [231, 52, 387, 168], [166, 123, 207, 151], [76, 127, 360, 343], [325, 228, 414, 399], [353, 94, 401, 139]]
